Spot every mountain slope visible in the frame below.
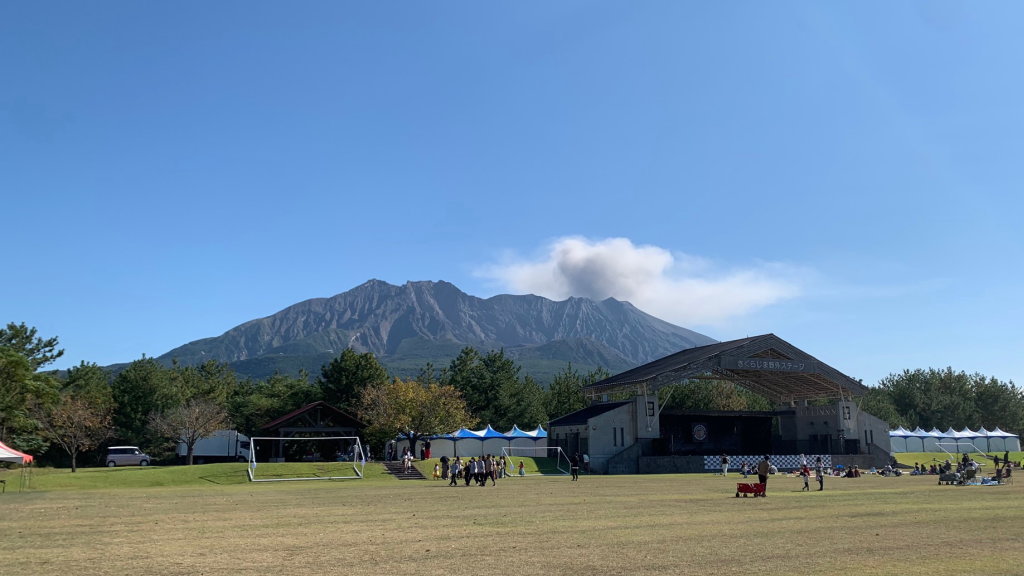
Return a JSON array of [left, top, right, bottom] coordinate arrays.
[[157, 279, 717, 382]]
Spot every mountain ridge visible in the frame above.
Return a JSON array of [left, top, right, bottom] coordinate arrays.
[[156, 279, 718, 383]]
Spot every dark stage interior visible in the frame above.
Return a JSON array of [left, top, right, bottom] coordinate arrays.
[[655, 410, 774, 456]]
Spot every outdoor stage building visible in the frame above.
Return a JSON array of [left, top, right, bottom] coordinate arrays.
[[547, 334, 891, 474]]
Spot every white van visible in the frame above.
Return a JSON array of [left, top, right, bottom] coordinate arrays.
[[105, 446, 151, 467]]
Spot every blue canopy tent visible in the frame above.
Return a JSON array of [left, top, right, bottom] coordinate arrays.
[[505, 425, 548, 451], [449, 427, 482, 458], [504, 425, 533, 449], [393, 424, 550, 459], [475, 425, 509, 456]]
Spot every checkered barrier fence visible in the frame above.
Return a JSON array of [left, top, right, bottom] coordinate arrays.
[[705, 454, 832, 471]]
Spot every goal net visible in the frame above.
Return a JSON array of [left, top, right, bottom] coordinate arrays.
[[247, 436, 365, 482], [500, 446, 572, 476]]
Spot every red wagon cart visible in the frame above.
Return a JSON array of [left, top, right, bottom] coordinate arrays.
[[735, 482, 766, 497]]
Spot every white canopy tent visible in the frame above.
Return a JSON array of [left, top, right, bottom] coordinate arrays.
[[888, 426, 912, 453], [889, 427, 1020, 454], [906, 428, 929, 452], [974, 427, 991, 452], [989, 428, 1021, 452]]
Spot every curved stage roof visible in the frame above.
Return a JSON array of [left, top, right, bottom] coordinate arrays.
[[584, 333, 869, 404]]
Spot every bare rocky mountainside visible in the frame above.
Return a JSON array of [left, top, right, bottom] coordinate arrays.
[[157, 279, 717, 384]]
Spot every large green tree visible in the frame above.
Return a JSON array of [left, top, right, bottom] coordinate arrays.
[[0, 348, 37, 442], [63, 362, 114, 413], [228, 371, 320, 435], [170, 360, 236, 405], [442, 348, 518, 425], [971, 375, 1024, 431], [0, 323, 63, 449], [317, 348, 388, 410], [0, 322, 64, 370], [546, 364, 610, 420], [440, 346, 480, 404], [357, 377, 475, 460], [110, 357, 177, 450], [494, 374, 547, 431], [855, 387, 904, 428], [145, 360, 238, 462], [873, 367, 1024, 431]]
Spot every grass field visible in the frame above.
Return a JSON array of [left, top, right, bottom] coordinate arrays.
[[2, 461, 1021, 576]]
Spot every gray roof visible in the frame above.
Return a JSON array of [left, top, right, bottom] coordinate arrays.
[[584, 334, 868, 404], [548, 401, 631, 428]]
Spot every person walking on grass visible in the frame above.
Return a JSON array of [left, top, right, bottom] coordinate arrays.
[[721, 454, 730, 476], [815, 456, 825, 491], [756, 455, 771, 495], [449, 458, 461, 486], [571, 453, 580, 481], [801, 464, 811, 491]]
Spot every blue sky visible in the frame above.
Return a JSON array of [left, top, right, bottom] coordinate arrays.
[[3, 2, 1022, 387]]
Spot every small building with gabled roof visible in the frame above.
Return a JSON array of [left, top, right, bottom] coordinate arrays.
[[254, 401, 366, 463]]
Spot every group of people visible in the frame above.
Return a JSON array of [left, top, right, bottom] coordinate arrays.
[[386, 441, 432, 463], [433, 454, 525, 486], [838, 465, 863, 477], [738, 458, 777, 479], [798, 456, 826, 491], [910, 462, 946, 475], [735, 454, 827, 494]]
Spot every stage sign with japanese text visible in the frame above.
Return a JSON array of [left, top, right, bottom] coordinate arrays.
[[720, 357, 819, 373]]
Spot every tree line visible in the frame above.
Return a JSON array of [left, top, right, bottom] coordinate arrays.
[[856, 367, 1024, 433], [0, 323, 606, 470], [4, 322, 1021, 470]]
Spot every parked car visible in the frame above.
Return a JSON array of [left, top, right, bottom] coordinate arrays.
[[105, 446, 151, 467]]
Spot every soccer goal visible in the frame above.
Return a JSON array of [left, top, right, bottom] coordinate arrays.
[[500, 446, 572, 476], [935, 441, 986, 458], [247, 436, 365, 482]]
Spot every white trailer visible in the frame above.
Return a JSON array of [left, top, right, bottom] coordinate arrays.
[[177, 430, 251, 464]]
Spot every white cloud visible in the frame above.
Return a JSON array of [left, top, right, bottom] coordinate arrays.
[[477, 236, 804, 327]]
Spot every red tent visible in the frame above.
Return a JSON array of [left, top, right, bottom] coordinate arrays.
[[0, 440, 33, 464]]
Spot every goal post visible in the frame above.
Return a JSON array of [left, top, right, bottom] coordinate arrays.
[[500, 446, 571, 476], [247, 436, 365, 482]]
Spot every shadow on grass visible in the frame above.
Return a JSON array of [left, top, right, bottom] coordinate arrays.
[[198, 472, 250, 485]]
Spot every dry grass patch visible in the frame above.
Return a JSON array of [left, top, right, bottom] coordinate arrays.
[[2, 471, 1021, 576]]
